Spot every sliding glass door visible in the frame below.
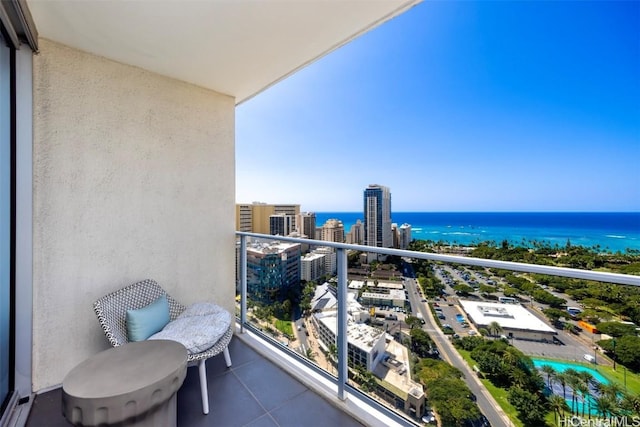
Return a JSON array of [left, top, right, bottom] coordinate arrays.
[[0, 36, 12, 413]]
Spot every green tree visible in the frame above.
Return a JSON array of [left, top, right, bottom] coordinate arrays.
[[540, 364, 556, 389], [507, 386, 548, 427], [305, 347, 316, 361], [487, 321, 503, 337], [598, 336, 640, 371], [542, 307, 567, 326], [596, 321, 638, 338], [479, 284, 497, 295], [564, 369, 581, 415], [594, 395, 616, 421], [405, 315, 422, 330], [556, 372, 568, 401], [620, 392, 640, 417], [575, 381, 590, 418], [410, 328, 435, 358], [453, 283, 474, 295], [548, 394, 569, 425]]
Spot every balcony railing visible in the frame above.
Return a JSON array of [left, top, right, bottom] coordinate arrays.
[[236, 231, 640, 426]]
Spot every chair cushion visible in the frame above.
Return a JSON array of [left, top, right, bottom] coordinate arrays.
[[126, 295, 171, 342], [149, 302, 231, 354]]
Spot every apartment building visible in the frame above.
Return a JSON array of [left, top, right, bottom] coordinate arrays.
[[235, 202, 300, 234]]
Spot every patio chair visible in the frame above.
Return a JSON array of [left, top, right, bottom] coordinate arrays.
[[93, 279, 233, 415]]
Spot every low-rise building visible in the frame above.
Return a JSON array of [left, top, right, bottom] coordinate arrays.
[[308, 283, 424, 418], [360, 289, 406, 308], [459, 300, 557, 341]]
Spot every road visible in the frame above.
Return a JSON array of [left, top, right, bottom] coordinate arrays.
[[404, 275, 513, 427]]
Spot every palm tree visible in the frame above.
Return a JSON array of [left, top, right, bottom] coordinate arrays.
[[575, 381, 590, 419], [487, 321, 503, 338], [598, 382, 624, 402], [576, 371, 595, 418], [327, 343, 338, 373], [577, 371, 595, 391], [549, 394, 569, 425], [594, 395, 616, 422], [620, 392, 640, 417], [556, 372, 568, 401], [502, 347, 521, 368], [305, 347, 316, 361], [564, 369, 581, 415], [540, 364, 556, 389]]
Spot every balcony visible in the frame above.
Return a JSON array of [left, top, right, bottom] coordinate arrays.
[[13, 233, 639, 427], [22, 336, 368, 427]]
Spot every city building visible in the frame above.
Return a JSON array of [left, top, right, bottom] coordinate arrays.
[[399, 223, 412, 249], [309, 286, 425, 418], [360, 289, 407, 309], [346, 219, 364, 245], [246, 241, 301, 303], [321, 219, 345, 243], [373, 339, 426, 418], [301, 252, 327, 282], [235, 202, 301, 234], [392, 223, 400, 248], [269, 213, 295, 236], [312, 313, 386, 372], [297, 212, 317, 239], [363, 184, 392, 248], [459, 300, 557, 342], [312, 247, 337, 276]]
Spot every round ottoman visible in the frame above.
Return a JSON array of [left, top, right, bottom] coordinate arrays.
[[62, 340, 187, 427]]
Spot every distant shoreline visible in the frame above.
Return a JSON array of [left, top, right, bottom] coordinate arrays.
[[314, 212, 640, 253]]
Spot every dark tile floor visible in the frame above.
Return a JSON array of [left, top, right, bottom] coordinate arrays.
[[25, 338, 363, 427]]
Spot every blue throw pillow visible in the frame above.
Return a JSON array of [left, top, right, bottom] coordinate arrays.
[[126, 295, 170, 342]]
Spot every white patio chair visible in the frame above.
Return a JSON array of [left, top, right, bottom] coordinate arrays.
[[93, 279, 233, 414]]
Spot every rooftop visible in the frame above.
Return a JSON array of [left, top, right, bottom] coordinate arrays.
[[459, 300, 556, 333]]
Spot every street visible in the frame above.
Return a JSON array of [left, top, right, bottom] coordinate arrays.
[[404, 275, 512, 427]]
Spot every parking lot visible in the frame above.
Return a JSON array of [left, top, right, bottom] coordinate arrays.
[[430, 299, 479, 338]]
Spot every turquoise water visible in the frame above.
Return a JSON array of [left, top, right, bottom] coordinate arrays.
[[315, 212, 640, 253], [532, 358, 608, 384], [532, 358, 609, 416]]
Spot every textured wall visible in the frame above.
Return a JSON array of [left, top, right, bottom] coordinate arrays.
[[32, 39, 236, 391]]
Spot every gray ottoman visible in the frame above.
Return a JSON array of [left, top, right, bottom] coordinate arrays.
[[62, 340, 187, 427]]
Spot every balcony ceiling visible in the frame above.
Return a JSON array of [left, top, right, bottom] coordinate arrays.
[[27, 0, 420, 104]]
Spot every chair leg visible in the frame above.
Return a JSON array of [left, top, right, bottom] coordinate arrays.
[[223, 346, 232, 368], [198, 359, 209, 415]]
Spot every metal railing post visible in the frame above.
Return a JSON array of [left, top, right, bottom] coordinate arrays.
[[337, 247, 348, 401], [240, 234, 247, 333]]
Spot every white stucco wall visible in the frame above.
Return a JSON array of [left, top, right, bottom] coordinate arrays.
[[32, 39, 236, 391]]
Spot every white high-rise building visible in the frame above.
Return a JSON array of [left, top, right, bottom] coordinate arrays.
[[399, 223, 412, 249], [312, 247, 337, 276], [300, 252, 326, 282]]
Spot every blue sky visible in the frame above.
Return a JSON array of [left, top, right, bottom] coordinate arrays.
[[236, 1, 640, 212]]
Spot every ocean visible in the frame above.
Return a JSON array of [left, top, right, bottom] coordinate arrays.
[[314, 212, 640, 253]]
